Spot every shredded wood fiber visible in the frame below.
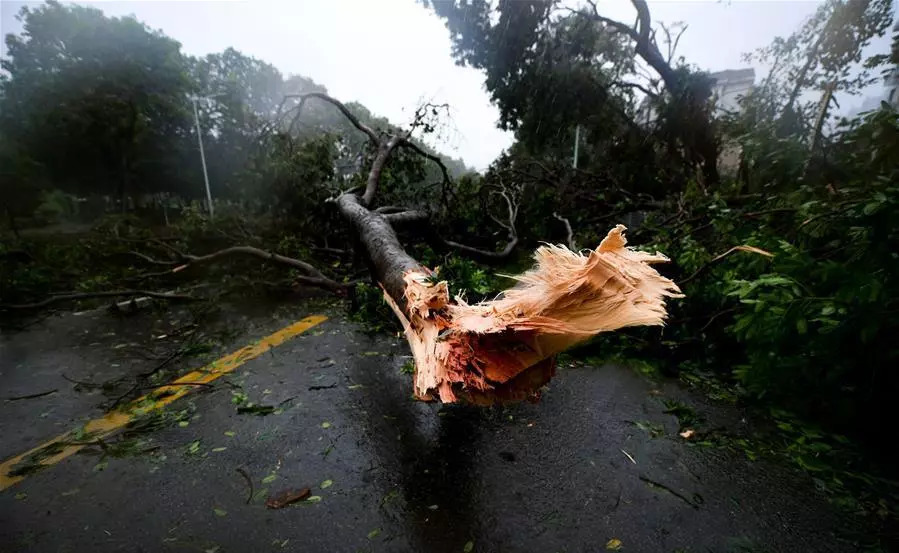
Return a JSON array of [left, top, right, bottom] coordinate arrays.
[[382, 225, 682, 405]]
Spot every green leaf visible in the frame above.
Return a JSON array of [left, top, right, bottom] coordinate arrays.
[[320, 479, 333, 489], [463, 540, 475, 552], [306, 495, 322, 502], [367, 529, 381, 539], [211, 447, 227, 452], [237, 404, 276, 416], [14, 492, 27, 500], [262, 473, 278, 484], [213, 508, 227, 517], [320, 421, 332, 429], [224, 431, 236, 437]]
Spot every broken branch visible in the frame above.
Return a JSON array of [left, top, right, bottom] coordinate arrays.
[[5, 389, 58, 401], [384, 210, 429, 226], [1, 290, 196, 311], [553, 212, 577, 250], [680, 245, 774, 285], [444, 180, 521, 261], [281, 92, 379, 144], [163, 246, 349, 293], [236, 468, 254, 505]]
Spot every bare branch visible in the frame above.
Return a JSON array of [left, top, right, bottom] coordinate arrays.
[[363, 133, 406, 206], [444, 180, 521, 262], [398, 141, 453, 192], [283, 93, 454, 207], [579, 0, 678, 92], [1, 290, 196, 311], [660, 22, 673, 63], [311, 246, 347, 256], [383, 210, 429, 226], [124, 250, 177, 266], [374, 206, 410, 214], [281, 92, 379, 145], [671, 24, 688, 64], [170, 246, 350, 292], [444, 236, 519, 261], [590, 11, 638, 38], [613, 80, 659, 99], [553, 212, 577, 250]]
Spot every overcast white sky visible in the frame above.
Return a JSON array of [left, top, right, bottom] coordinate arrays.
[[1, 1, 894, 169]]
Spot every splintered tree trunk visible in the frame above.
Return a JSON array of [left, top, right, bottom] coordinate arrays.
[[296, 93, 682, 406], [342, 190, 681, 406]]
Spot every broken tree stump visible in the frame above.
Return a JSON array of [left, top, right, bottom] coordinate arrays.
[[380, 224, 682, 405]]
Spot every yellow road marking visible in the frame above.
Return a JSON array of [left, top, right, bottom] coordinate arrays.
[[0, 314, 328, 491]]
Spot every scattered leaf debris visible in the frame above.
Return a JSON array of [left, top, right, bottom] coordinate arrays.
[[262, 472, 278, 484], [265, 487, 311, 509]]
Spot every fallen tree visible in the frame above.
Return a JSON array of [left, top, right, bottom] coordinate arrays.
[[8, 92, 682, 405], [283, 93, 683, 405]]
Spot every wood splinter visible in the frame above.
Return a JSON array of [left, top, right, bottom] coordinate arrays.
[[381, 224, 683, 406]]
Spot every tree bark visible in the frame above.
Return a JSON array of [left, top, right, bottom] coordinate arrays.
[[336, 193, 422, 307]]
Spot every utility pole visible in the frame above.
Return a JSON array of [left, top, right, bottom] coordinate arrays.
[[190, 94, 216, 219], [572, 124, 581, 169]]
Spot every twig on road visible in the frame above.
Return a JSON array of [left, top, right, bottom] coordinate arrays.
[[639, 475, 702, 509], [5, 389, 58, 401], [139, 348, 186, 378], [236, 467, 254, 504], [62, 373, 104, 389]]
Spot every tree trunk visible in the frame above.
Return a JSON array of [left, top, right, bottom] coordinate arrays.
[[783, 34, 824, 119], [336, 193, 422, 307]]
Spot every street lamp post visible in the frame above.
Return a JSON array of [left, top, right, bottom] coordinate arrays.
[[572, 124, 581, 169], [190, 93, 226, 219]]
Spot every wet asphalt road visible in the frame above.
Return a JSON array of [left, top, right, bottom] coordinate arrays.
[[0, 300, 860, 552]]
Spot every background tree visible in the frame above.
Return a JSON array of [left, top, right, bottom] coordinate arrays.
[[0, 1, 194, 206], [743, 0, 893, 136]]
